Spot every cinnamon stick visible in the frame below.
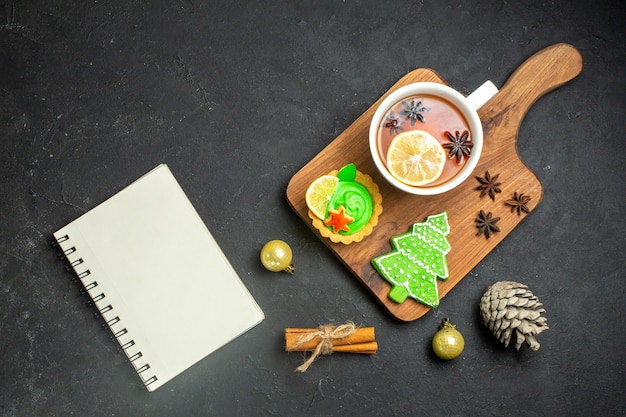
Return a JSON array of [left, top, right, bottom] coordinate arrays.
[[332, 341, 378, 354], [285, 323, 377, 372], [285, 326, 376, 353]]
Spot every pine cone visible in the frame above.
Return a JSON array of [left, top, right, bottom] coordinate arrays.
[[480, 281, 548, 351]]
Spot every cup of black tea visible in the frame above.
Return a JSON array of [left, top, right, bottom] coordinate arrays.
[[369, 81, 497, 195]]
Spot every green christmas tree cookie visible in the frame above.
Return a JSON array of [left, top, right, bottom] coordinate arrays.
[[371, 212, 451, 308]]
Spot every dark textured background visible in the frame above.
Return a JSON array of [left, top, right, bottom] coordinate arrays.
[[1, 1, 624, 416]]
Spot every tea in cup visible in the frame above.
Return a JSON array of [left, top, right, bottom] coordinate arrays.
[[368, 81, 498, 195]]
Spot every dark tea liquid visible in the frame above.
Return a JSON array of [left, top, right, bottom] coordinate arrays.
[[377, 94, 471, 187]]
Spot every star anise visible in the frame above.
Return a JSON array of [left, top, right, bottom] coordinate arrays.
[[443, 130, 473, 163], [400, 98, 430, 125], [505, 192, 531, 216], [475, 170, 502, 200], [383, 110, 404, 135], [475, 210, 501, 239]]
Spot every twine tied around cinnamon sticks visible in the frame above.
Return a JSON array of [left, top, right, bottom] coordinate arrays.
[[285, 322, 377, 372]]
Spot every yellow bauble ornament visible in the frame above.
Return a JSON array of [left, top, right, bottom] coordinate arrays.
[[432, 318, 464, 360], [260, 240, 294, 274]]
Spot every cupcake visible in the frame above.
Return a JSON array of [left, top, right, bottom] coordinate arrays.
[[305, 163, 383, 244]]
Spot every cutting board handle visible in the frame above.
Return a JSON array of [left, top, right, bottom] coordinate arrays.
[[499, 43, 582, 115]]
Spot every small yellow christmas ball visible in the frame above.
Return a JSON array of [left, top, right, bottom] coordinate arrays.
[[260, 240, 294, 274], [432, 318, 464, 360]]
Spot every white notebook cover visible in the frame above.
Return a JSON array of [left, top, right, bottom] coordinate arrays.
[[53, 164, 264, 391]]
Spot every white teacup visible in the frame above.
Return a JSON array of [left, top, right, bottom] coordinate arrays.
[[369, 81, 498, 195]]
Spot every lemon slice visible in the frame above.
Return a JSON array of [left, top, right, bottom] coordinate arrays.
[[386, 130, 447, 186], [305, 175, 339, 219]]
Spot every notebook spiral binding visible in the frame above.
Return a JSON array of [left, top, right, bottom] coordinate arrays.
[[52, 234, 158, 389]]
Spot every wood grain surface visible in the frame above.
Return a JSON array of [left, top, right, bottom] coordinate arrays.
[[286, 43, 582, 321]]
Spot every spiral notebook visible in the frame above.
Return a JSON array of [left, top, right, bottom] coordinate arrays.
[[53, 164, 264, 392]]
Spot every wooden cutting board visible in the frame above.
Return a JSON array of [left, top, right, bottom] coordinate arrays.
[[286, 43, 582, 321]]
